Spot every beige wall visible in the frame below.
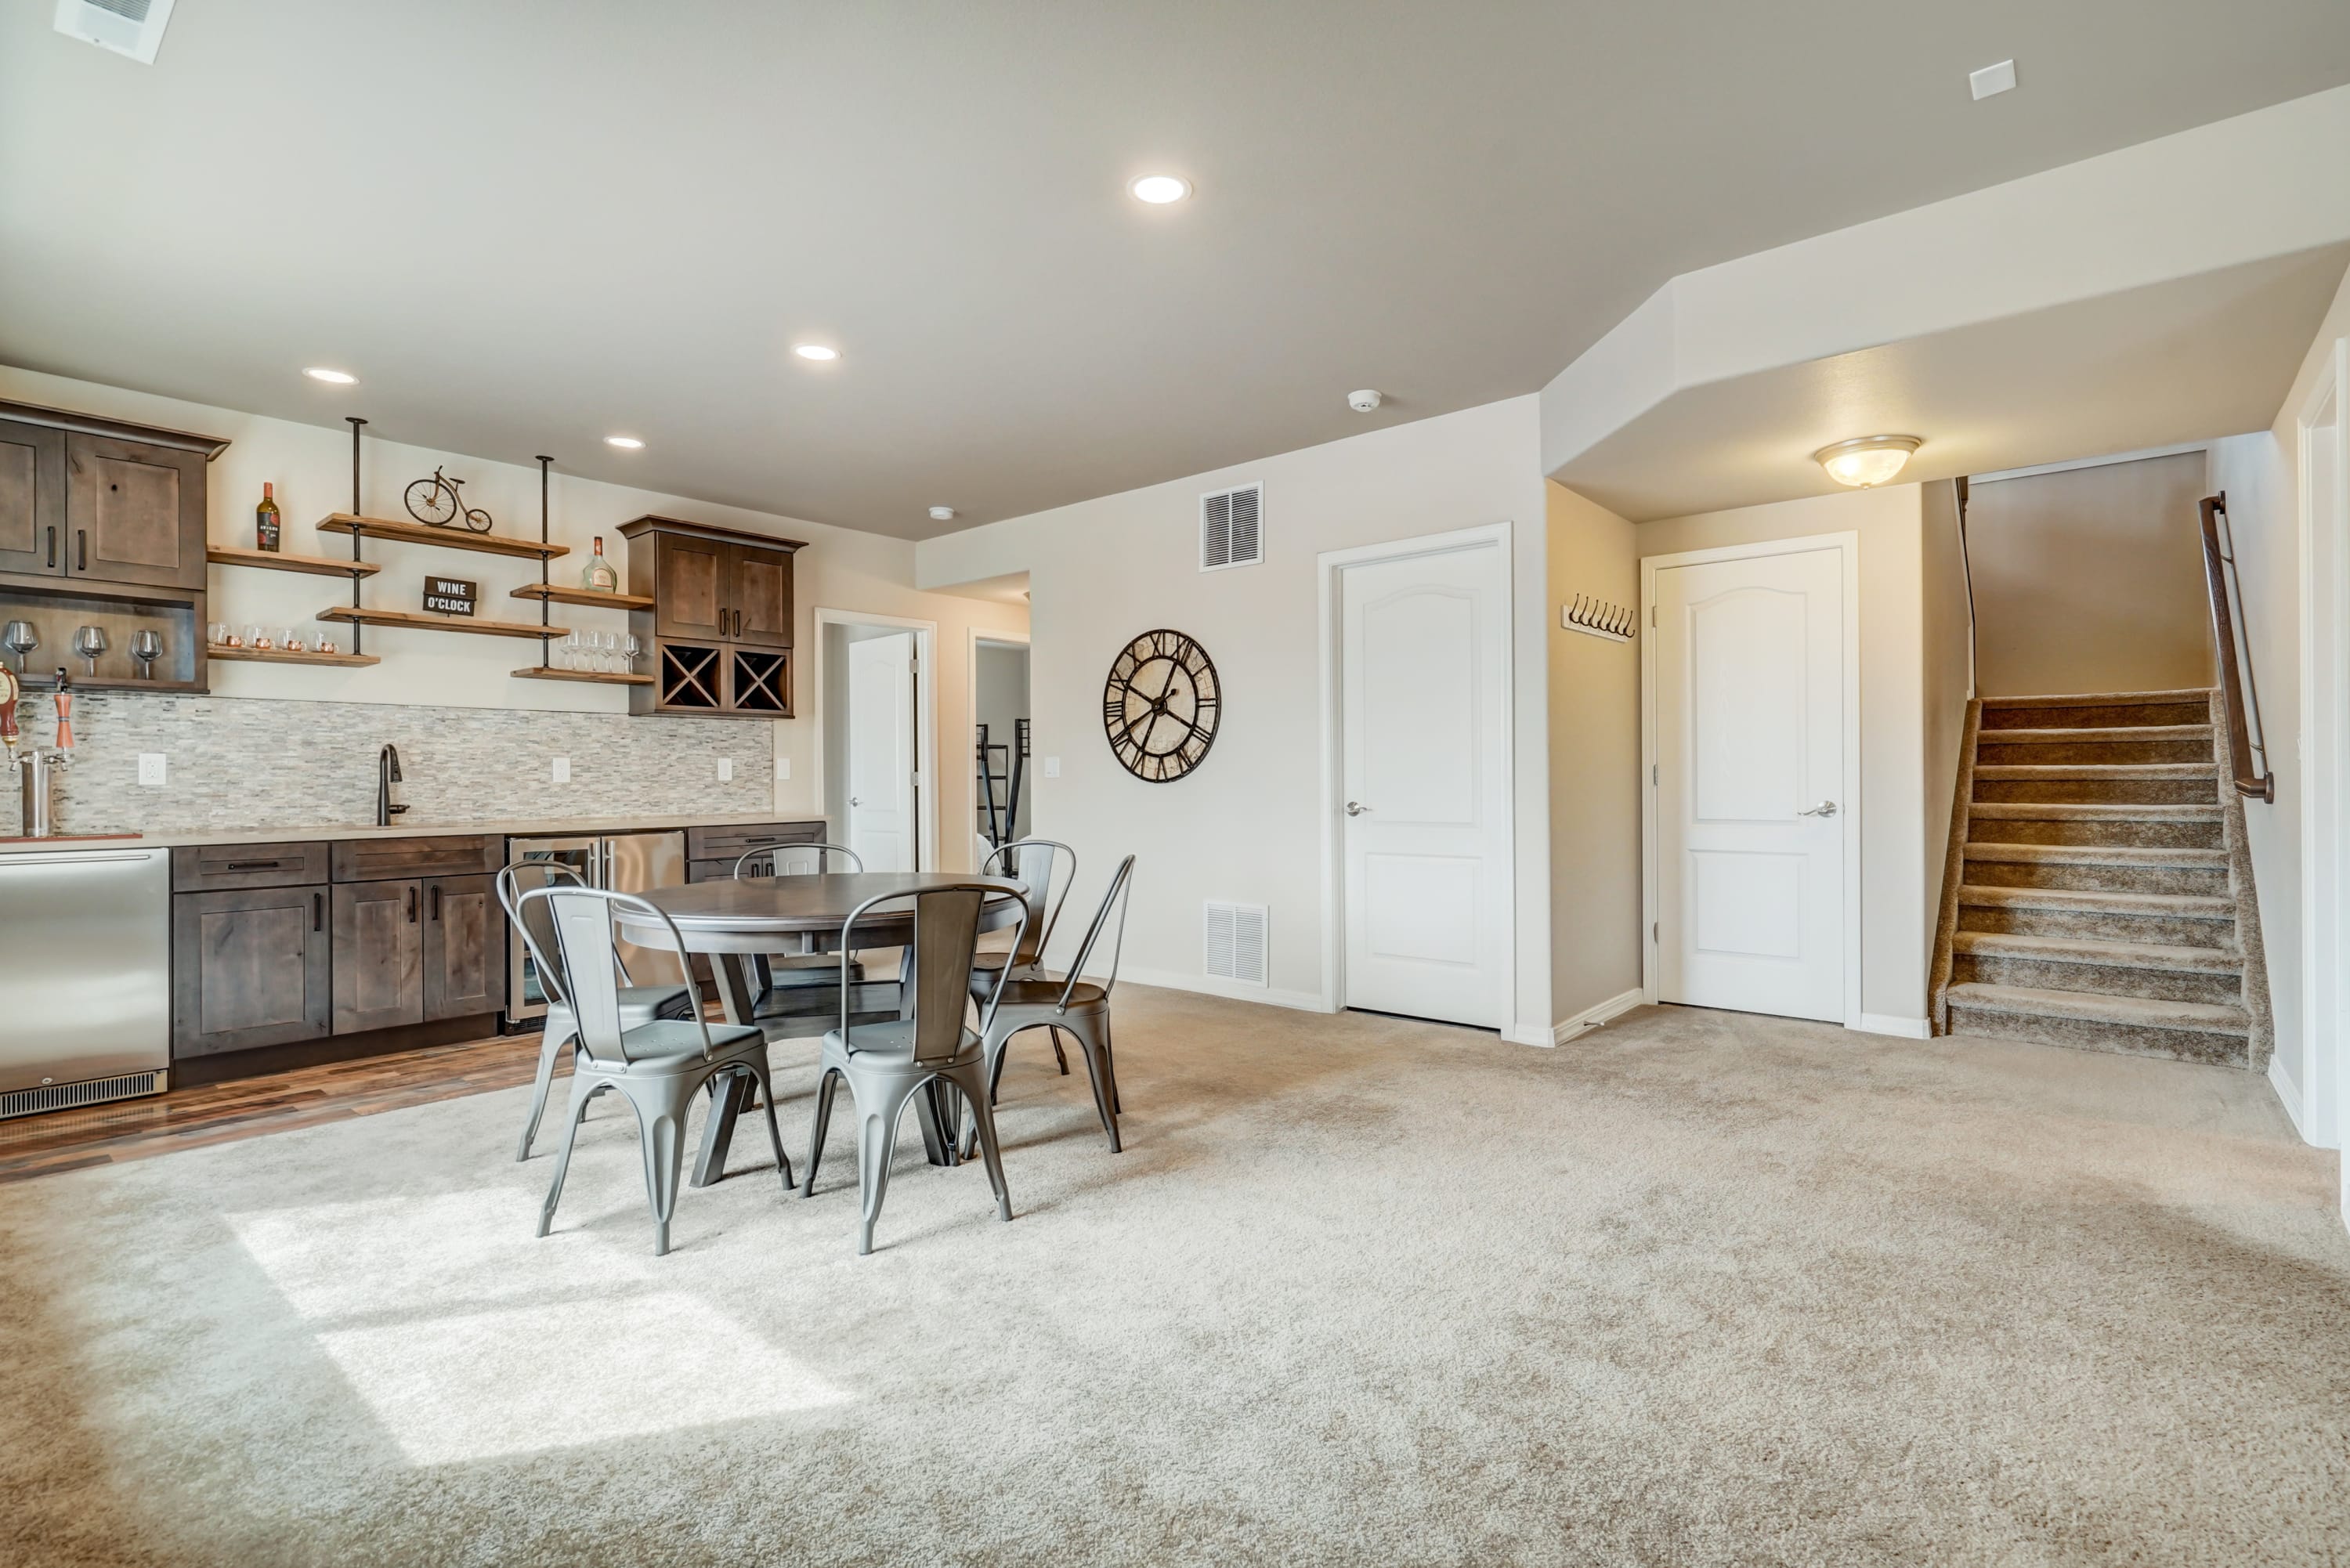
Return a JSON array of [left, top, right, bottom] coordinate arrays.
[[1921, 477, 1976, 965], [1966, 452, 2214, 698], [1545, 482, 1643, 1028], [1640, 485, 1934, 1028], [0, 363, 1029, 869]]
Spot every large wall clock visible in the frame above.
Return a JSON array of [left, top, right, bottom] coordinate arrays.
[[1103, 628, 1221, 782]]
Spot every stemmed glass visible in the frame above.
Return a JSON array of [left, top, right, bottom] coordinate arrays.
[[131, 629, 164, 680], [621, 633, 642, 674], [595, 631, 619, 673], [2, 620, 35, 674], [559, 630, 583, 671], [71, 625, 107, 676]]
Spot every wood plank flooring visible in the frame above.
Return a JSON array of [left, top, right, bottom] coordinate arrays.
[[0, 1031, 541, 1184]]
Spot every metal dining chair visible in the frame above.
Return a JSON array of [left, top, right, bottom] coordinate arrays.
[[971, 837, 1077, 1072], [800, 883, 1027, 1255], [733, 842, 865, 1004], [965, 854, 1134, 1155], [499, 861, 696, 1162], [521, 884, 791, 1256]]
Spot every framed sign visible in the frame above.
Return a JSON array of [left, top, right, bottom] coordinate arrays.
[[422, 576, 478, 616]]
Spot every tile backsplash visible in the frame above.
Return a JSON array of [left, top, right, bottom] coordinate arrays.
[[2, 692, 775, 836]]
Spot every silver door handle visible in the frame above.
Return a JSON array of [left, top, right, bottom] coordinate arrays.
[[1797, 800, 1838, 818], [1345, 801, 1372, 816], [850, 797, 862, 807]]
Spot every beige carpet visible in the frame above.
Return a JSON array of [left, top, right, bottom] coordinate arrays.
[[2, 990, 2345, 1567]]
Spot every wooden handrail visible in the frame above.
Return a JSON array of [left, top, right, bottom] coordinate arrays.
[[2198, 493, 2275, 803]]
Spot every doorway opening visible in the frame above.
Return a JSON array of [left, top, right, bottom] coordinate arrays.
[[815, 609, 938, 873], [971, 633, 1032, 864]]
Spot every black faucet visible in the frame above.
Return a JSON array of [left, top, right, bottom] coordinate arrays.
[[377, 743, 407, 826]]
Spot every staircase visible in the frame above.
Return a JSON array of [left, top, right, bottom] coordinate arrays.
[[1931, 689, 2272, 1069]]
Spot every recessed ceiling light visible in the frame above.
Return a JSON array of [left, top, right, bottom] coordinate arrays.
[[794, 344, 839, 362], [302, 367, 356, 385], [1814, 435, 1922, 488], [1130, 174, 1191, 204], [606, 435, 644, 450]]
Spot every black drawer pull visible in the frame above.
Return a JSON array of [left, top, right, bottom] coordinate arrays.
[[224, 860, 282, 872], [313, 892, 324, 932]]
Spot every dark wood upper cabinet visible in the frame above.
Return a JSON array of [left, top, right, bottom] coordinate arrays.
[[620, 515, 803, 718], [67, 435, 207, 590], [0, 417, 67, 578], [422, 873, 507, 1022], [172, 884, 333, 1058], [651, 529, 730, 641], [728, 543, 793, 649], [332, 880, 425, 1035]]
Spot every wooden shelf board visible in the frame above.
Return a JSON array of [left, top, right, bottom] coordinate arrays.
[[314, 514, 570, 561], [509, 583, 656, 611], [509, 667, 656, 687], [209, 645, 381, 668], [208, 545, 382, 580], [316, 607, 566, 641]]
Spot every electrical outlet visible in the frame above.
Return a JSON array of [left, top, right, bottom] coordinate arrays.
[[1043, 756, 1061, 779], [551, 757, 571, 783], [775, 755, 790, 781], [718, 757, 735, 782], [137, 753, 167, 787]]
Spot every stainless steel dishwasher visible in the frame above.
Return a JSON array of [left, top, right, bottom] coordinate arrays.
[[0, 846, 172, 1117]]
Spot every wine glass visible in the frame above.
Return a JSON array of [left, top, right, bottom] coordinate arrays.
[[130, 629, 164, 680], [71, 625, 107, 676], [622, 633, 642, 673], [2, 620, 34, 674], [559, 630, 582, 671], [595, 631, 618, 672]]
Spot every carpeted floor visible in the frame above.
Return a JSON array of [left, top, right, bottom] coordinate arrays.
[[2, 988, 2345, 1567]]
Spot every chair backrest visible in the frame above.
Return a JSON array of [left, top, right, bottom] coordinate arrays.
[[1056, 855, 1137, 1011], [734, 842, 862, 879], [979, 837, 1074, 967], [841, 883, 1026, 1066], [519, 885, 716, 1066], [497, 859, 588, 1010]]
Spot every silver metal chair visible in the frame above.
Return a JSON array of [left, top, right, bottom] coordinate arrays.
[[522, 885, 790, 1256], [732, 841, 863, 879], [500, 861, 695, 1163], [966, 854, 1134, 1155], [971, 838, 1077, 1072], [801, 883, 1026, 1255], [733, 841, 866, 1003]]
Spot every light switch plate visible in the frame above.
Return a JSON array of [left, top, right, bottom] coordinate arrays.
[[137, 753, 166, 786], [718, 758, 735, 782], [1043, 756, 1061, 779], [775, 756, 790, 781], [1969, 59, 2016, 99], [551, 757, 571, 783]]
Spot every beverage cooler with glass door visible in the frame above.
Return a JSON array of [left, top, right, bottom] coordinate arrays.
[[504, 830, 688, 1028]]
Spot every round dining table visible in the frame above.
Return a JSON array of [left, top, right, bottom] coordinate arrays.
[[616, 872, 1026, 1187]]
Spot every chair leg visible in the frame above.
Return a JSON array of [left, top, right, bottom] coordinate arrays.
[[1064, 1015, 1122, 1153], [802, 1067, 841, 1198], [620, 1079, 691, 1257], [516, 1015, 577, 1162], [942, 1059, 1014, 1223], [1047, 1026, 1070, 1075], [855, 1075, 925, 1255], [1101, 1015, 1122, 1115], [537, 1076, 600, 1237], [743, 1057, 794, 1194]]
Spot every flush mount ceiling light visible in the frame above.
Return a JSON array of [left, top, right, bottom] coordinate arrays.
[[793, 343, 839, 362], [1814, 435, 1922, 488], [302, 367, 356, 385], [1130, 174, 1191, 204], [928, 506, 956, 522], [605, 435, 644, 450]]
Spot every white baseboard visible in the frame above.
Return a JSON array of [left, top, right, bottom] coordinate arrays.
[[1503, 1024, 1556, 1048], [1550, 987, 1647, 1045], [1115, 965, 1334, 1014], [1853, 1012, 1932, 1039], [2268, 1053, 2309, 1141]]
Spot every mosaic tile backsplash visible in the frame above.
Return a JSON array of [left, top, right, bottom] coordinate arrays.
[[2, 693, 776, 837]]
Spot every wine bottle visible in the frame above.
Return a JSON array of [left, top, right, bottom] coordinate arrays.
[[255, 482, 282, 553], [580, 535, 620, 594]]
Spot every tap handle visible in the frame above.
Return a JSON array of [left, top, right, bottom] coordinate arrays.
[[51, 670, 73, 752]]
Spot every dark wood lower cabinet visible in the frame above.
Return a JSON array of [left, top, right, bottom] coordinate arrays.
[[423, 874, 506, 1021], [171, 885, 332, 1057], [332, 880, 424, 1035]]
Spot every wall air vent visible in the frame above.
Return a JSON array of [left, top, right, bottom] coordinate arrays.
[[1200, 483, 1263, 572], [53, 0, 176, 63], [1204, 901, 1268, 986]]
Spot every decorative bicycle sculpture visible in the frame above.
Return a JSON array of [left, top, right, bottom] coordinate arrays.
[[403, 466, 494, 533]]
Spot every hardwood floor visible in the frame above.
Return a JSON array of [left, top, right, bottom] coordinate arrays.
[[0, 1031, 542, 1184]]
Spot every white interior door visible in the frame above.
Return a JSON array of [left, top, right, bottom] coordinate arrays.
[[1653, 545, 1849, 1022], [847, 632, 916, 873], [1340, 542, 1508, 1027]]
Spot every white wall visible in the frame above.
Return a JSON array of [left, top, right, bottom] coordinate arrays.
[[916, 397, 1554, 1040], [1640, 486, 1936, 1030], [0, 363, 1027, 868]]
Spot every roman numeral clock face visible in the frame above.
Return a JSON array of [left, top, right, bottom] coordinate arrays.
[[1102, 629, 1221, 782]]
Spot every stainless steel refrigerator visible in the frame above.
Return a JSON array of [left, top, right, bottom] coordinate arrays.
[[0, 846, 171, 1117], [504, 829, 687, 1028]]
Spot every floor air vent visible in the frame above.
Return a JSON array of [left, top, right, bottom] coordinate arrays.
[[1200, 484, 1263, 571], [1204, 901, 1268, 986], [2, 1070, 166, 1122]]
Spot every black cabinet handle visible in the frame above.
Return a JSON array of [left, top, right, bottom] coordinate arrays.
[[45, 526, 55, 569], [313, 892, 324, 932], [226, 860, 280, 871], [430, 884, 442, 921], [76, 530, 86, 572], [407, 886, 418, 923]]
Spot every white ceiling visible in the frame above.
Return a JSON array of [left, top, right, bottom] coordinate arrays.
[[5, 2, 2349, 538]]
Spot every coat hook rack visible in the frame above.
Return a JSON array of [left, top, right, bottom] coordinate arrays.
[[1560, 594, 1636, 644]]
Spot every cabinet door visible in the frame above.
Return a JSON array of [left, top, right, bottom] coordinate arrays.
[[65, 434, 207, 589], [172, 886, 332, 1057], [653, 530, 730, 641], [422, 873, 508, 1022], [331, 880, 424, 1034], [727, 544, 794, 648], [0, 417, 67, 577]]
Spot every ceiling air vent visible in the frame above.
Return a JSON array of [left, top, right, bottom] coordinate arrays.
[[1200, 483, 1263, 572], [1204, 901, 1268, 987], [53, 0, 175, 63]]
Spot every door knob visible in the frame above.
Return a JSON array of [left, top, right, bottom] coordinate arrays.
[[850, 797, 862, 807], [1797, 800, 1838, 818], [1345, 801, 1372, 817]]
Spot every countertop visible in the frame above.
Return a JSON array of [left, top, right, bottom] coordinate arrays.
[[0, 812, 819, 855]]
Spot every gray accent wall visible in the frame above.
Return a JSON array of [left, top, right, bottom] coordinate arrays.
[[3, 693, 774, 838]]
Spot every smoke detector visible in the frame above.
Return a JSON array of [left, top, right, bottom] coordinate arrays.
[[1347, 389, 1383, 414], [54, 0, 177, 63], [928, 506, 956, 522]]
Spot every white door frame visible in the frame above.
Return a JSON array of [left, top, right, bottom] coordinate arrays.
[[1640, 531, 1864, 1029], [2290, 333, 2349, 1169], [811, 607, 939, 873], [969, 627, 1032, 857], [1316, 520, 1516, 1030]]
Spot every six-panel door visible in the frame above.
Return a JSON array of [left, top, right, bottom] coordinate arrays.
[[0, 417, 67, 578], [64, 433, 207, 590], [171, 885, 334, 1057], [422, 873, 507, 1021], [332, 880, 425, 1034]]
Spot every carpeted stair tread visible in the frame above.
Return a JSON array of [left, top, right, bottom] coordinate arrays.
[[1962, 842, 2228, 869], [1972, 762, 2219, 779], [1950, 930, 2243, 974], [1983, 724, 2214, 745], [1979, 689, 2216, 710], [1958, 884, 2234, 917], [1943, 981, 2250, 1035], [1968, 801, 2222, 822]]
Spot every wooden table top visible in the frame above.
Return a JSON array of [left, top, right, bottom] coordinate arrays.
[[615, 872, 1025, 948]]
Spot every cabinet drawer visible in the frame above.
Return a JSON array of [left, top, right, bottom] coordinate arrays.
[[331, 834, 502, 883], [685, 821, 823, 862], [173, 842, 331, 891]]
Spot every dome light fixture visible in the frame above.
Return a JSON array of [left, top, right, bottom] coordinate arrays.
[[1814, 434, 1922, 489], [1130, 174, 1191, 204], [605, 435, 645, 450], [302, 367, 356, 385], [794, 343, 840, 362], [928, 505, 956, 522]]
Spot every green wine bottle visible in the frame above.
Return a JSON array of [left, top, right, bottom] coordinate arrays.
[[255, 482, 282, 553]]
